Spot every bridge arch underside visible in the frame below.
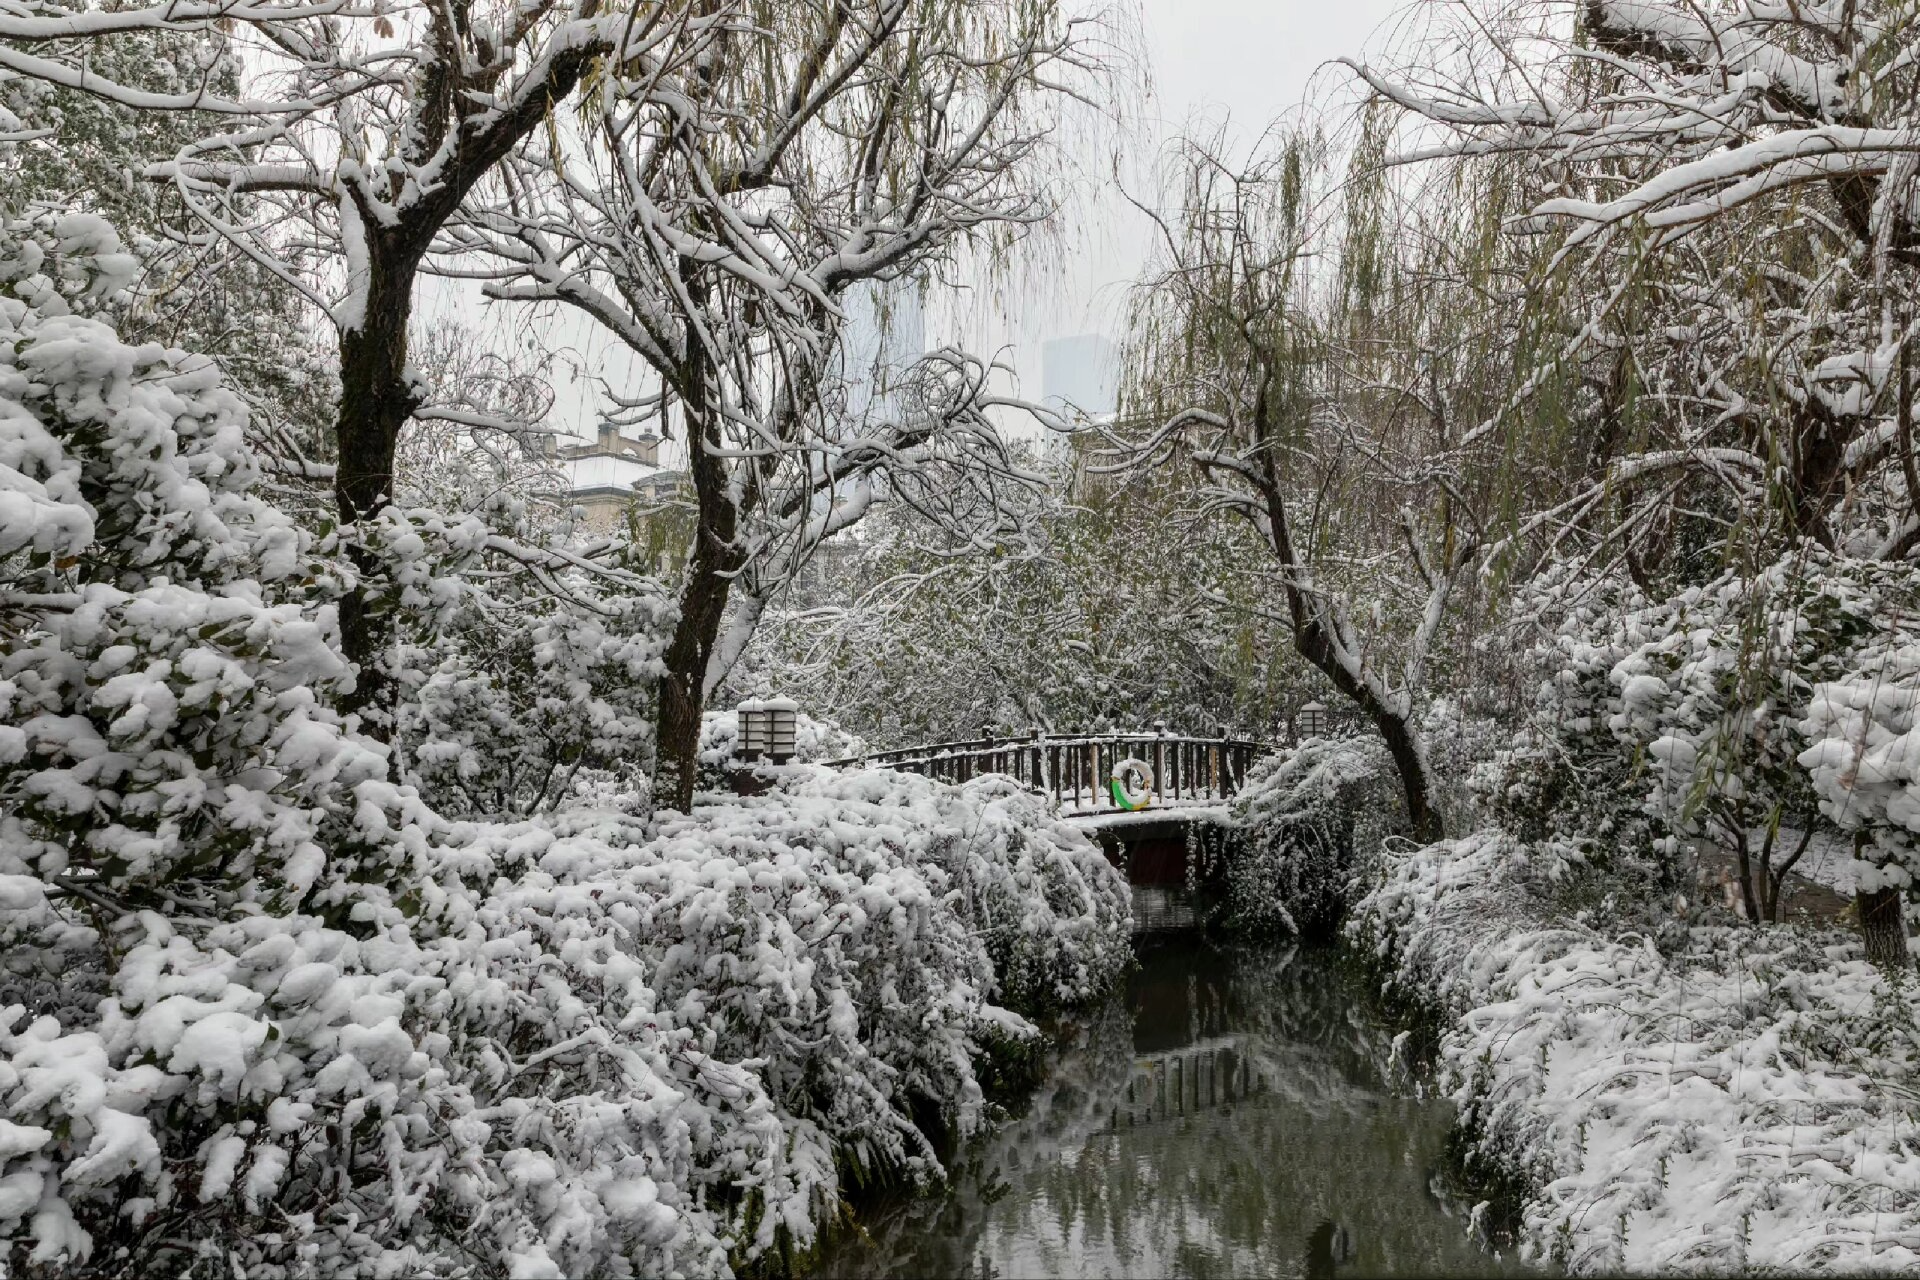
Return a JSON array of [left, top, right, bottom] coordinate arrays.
[[1079, 812, 1235, 889]]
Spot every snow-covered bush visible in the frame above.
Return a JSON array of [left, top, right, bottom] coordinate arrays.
[[1355, 832, 1920, 1275], [1473, 576, 1675, 874], [1799, 639, 1920, 897], [1481, 557, 1920, 921], [377, 498, 673, 819], [1419, 695, 1508, 830], [0, 210, 376, 916], [1, 768, 1128, 1276], [1221, 735, 1404, 936]]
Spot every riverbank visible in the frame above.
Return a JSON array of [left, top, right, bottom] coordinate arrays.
[[1353, 831, 1920, 1274]]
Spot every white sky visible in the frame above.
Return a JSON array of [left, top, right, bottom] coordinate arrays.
[[980, 0, 1412, 398], [420, 0, 1410, 447]]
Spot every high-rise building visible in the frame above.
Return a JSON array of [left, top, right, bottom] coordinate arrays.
[[1041, 333, 1120, 419]]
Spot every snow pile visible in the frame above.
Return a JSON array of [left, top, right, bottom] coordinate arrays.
[[1221, 735, 1404, 935], [1355, 832, 1920, 1274]]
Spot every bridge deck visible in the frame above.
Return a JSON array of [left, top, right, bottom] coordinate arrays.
[[1065, 802, 1229, 830]]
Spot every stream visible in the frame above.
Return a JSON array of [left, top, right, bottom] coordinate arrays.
[[821, 926, 1536, 1279]]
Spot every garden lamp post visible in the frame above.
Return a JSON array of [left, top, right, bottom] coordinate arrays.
[[737, 699, 767, 762], [764, 697, 798, 764]]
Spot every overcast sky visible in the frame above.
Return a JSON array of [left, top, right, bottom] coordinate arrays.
[[983, 0, 1411, 392], [427, 0, 1411, 445]]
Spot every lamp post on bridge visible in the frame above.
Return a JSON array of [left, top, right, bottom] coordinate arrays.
[[1295, 701, 1330, 741]]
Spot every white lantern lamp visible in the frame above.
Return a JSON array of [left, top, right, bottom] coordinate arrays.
[[1296, 700, 1329, 740], [737, 698, 767, 762], [764, 697, 799, 764]]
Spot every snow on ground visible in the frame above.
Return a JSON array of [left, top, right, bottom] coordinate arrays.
[[1354, 832, 1920, 1274], [1788, 828, 1861, 897]]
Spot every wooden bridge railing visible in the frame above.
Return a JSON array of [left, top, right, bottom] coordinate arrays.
[[827, 727, 1270, 814]]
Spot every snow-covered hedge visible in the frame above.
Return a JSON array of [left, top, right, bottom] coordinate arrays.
[[0, 766, 1128, 1276], [1355, 832, 1920, 1274], [1220, 735, 1404, 936]]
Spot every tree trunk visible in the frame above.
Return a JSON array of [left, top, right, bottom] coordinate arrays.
[[1244, 389, 1446, 846], [1286, 621, 1444, 844], [652, 548, 739, 813], [334, 242, 421, 734], [1857, 887, 1908, 969], [650, 317, 747, 811], [1370, 701, 1444, 845]]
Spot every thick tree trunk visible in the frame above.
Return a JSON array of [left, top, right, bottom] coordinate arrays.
[[652, 548, 739, 812], [334, 245, 421, 734], [1279, 621, 1445, 844], [650, 326, 747, 811], [1372, 707, 1444, 846], [1857, 887, 1908, 969]]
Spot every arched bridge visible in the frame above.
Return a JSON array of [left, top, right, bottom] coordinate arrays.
[[828, 726, 1278, 895]]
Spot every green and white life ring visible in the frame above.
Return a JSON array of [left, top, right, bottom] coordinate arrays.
[[1109, 757, 1155, 811]]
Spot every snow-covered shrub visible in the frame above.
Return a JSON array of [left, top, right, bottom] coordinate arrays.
[[1799, 638, 1920, 897], [922, 773, 1132, 1009], [2, 767, 1129, 1276], [0, 210, 376, 915], [1222, 735, 1404, 936], [1473, 576, 1673, 870], [1355, 832, 1920, 1274], [1419, 694, 1508, 830], [377, 498, 673, 818], [1482, 556, 1920, 919]]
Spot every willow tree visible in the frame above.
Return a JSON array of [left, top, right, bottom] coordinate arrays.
[[1350, 0, 1920, 961], [454, 0, 1095, 810], [1111, 126, 1528, 843]]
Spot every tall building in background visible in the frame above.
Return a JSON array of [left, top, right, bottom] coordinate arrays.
[[1041, 334, 1119, 419], [841, 280, 927, 424]]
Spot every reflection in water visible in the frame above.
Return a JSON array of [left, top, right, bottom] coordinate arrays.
[[821, 936, 1537, 1279]]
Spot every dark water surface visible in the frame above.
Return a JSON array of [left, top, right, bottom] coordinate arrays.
[[822, 932, 1535, 1279]]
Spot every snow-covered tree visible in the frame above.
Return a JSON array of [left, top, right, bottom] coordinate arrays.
[[1348, 0, 1920, 574], [0, 0, 728, 725], [450, 0, 1100, 810], [737, 453, 1316, 747], [1111, 127, 1521, 842], [0, 203, 1128, 1274]]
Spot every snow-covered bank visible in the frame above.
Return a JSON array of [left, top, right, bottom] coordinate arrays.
[[0, 767, 1128, 1277], [1354, 832, 1920, 1274]]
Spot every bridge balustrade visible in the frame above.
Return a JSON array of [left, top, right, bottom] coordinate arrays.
[[827, 729, 1268, 815]]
